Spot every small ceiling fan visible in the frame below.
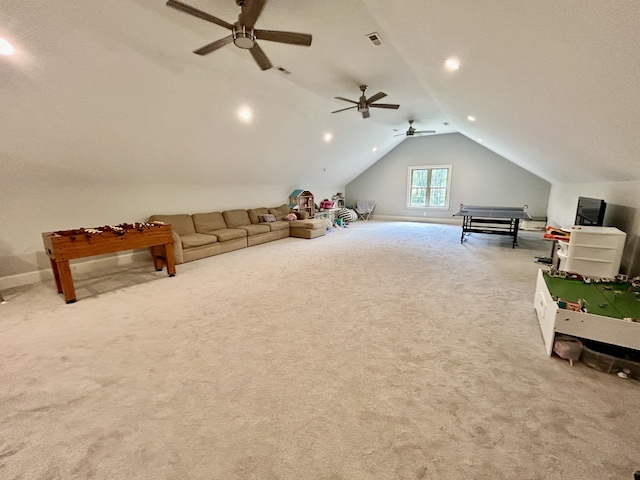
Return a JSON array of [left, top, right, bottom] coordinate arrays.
[[393, 120, 435, 137], [331, 85, 400, 119], [166, 0, 312, 71]]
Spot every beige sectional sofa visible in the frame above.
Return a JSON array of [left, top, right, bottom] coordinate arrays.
[[149, 204, 326, 264]]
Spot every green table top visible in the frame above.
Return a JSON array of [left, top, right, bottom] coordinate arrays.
[[543, 272, 640, 319]]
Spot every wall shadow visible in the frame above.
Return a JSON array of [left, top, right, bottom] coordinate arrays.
[[604, 203, 640, 277]]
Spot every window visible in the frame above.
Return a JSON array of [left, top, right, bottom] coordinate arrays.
[[406, 165, 452, 208]]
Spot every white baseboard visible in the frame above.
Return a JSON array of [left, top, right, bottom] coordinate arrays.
[[373, 215, 462, 225], [0, 270, 50, 290], [0, 251, 151, 290]]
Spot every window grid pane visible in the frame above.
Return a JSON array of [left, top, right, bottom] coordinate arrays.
[[410, 169, 428, 207], [412, 170, 427, 187], [410, 187, 427, 206], [430, 169, 448, 187], [429, 187, 446, 207]]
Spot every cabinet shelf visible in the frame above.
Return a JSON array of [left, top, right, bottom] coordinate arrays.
[[568, 256, 611, 263]]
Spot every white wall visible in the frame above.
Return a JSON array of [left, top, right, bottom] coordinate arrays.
[[346, 133, 550, 221], [0, 155, 342, 285], [547, 180, 640, 276]]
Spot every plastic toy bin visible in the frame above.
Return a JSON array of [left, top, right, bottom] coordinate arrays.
[[581, 344, 640, 379]]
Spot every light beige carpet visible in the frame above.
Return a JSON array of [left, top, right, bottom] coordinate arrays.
[[1, 221, 639, 479]]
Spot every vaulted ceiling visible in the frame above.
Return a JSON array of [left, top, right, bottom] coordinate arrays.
[[2, 1, 639, 187]]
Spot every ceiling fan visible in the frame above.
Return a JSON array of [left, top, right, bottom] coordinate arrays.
[[331, 85, 400, 119], [166, 0, 312, 71], [393, 120, 435, 137]]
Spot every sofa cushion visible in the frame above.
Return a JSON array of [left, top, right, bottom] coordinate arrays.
[[267, 220, 290, 232], [248, 207, 269, 224], [268, 204, 290, 221], [223, 209, 251, 228], [289, 218, 325, 230], [192, 212, 227, 233], [210, 228, 246, 242], [242, 224, 271, 235], [181, 233, 218, 249], [148, 214, 196, 236]]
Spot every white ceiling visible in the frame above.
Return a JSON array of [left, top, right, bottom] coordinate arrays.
[[2, 0, 639, 187]]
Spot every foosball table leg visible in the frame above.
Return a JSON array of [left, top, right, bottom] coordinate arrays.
[[151, 244, 176, 276], [164, 244, 176, 277], [56, 260, 77, 303], [49, 258, 63, 294], [151, 246, 164, 271]]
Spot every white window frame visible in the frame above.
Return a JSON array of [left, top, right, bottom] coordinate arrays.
[[406, 164, 452, 209]]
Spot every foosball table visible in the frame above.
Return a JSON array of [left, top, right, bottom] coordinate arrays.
[[42, 222, 176, 303]]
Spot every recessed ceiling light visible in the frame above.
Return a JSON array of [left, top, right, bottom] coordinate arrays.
[[445, 58, 460, 71], [0, 38, 15, 56], [237, 106, 252, 122], [467, 115, 476, 122], [323, 133, 333, 142], [372, 147, 378, 153], [477, 138, 483, 143]]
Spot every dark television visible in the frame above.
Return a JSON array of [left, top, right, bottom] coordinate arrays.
[[575, 196, 606, 226]]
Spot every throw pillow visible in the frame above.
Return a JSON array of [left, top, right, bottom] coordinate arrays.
[[284, 213, 297, 221], [258, 214, 276, 223]]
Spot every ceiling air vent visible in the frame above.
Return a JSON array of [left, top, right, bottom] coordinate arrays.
[[366, 32, 383, 46]]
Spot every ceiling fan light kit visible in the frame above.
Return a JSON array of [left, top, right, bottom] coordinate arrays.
[[233, 26, 256, 49]]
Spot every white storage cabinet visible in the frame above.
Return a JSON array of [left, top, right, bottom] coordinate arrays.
[[557, 226, 626, 278]]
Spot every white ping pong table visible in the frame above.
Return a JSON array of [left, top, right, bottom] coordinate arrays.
[[453, 204, 532, 248]]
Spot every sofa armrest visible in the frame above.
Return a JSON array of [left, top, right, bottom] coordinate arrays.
[[171, 230, 185, 264]]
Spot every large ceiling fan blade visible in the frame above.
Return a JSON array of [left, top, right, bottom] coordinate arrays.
[[414, 130, 436, 134], [255, 29, 312, 46], [366, 92, 387, 104], [334, 97, 358, 104], [370, 103, 400, 109], [249, 42, 273, 70], [239, 0, 266, 30], [331, 106, 357, 114], [166, 0, 234, 30], [193, 35, 233, 55], [362, 110, 371, 119]]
